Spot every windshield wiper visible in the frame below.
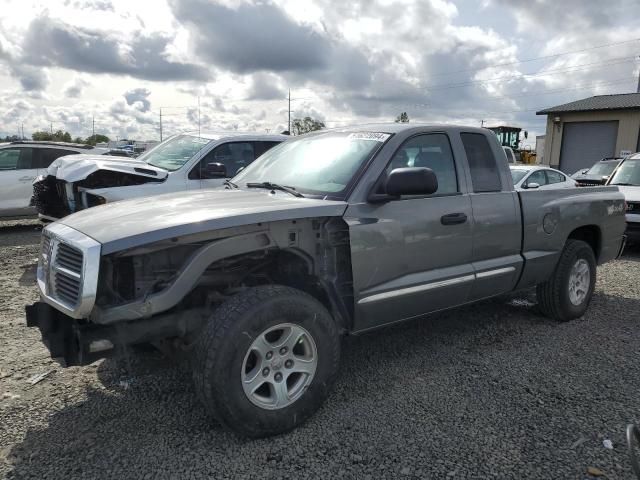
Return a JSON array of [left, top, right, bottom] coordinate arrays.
[[224, 179, 238, 189], [246, 182, 304, 198], [611, 182, 639, 186], [246, 182, 304, 197]]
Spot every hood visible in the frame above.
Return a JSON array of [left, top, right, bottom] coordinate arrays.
[[58, 189, 348, 254], [47, 154, 169, 182], [616, 185, 640, 202]]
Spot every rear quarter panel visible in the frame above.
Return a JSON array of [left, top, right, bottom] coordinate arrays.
[[516, 186, 625, 289]]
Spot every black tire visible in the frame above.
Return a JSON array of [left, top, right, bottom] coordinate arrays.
[[192, 285, 340, 438], [536, 239, 596, 321]]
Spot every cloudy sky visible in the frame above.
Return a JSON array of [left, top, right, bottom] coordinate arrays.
[[0, 0, 639, 143]]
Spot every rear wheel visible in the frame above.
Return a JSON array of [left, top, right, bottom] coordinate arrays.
[[192, 285, 340, 437], [537, 239, 596, 321]]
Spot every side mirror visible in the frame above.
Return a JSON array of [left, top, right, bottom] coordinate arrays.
[[205, 162, 227, 178], [525, 182, 540, 189], [384, 167, 438, 197]]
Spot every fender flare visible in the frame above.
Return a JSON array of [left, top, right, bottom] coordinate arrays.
[[91, 232, 273, 324]]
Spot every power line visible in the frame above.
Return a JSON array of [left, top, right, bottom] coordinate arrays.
[[420, 56, 636, 91], [426, 38, 640, 78]]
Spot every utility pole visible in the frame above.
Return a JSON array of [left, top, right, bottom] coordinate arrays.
[[637, 64, 640, 93], [159, 108, 163, 142], [481, 119, 485, 127], [288, 89, 291, 135], [197, 96, 201, 138], [21, 122, 24, 140], [50, 122, 53, 134], [92, 116, 95, 139]]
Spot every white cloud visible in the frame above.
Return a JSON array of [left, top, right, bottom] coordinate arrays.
[[0, 0, 638, 142]]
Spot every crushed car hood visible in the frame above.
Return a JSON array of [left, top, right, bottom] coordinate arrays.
[[47, 154, 168, 182], [58, 189, 348, 254]]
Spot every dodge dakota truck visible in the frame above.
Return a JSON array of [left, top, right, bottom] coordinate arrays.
[[26, 124, 627, 437]]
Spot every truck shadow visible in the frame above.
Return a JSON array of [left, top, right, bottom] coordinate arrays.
[[6, 291, 640, 478], [621, 243, 640, 262]]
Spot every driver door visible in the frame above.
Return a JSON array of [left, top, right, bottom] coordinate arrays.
[[345, 133, 474, 332]]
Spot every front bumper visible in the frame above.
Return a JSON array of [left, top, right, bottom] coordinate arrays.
[[25, 302, 105, 366], [26, 301, 205, 367]]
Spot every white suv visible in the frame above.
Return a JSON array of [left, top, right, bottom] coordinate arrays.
[[33, 132, 287, 220], [0, 141, 110, 219]]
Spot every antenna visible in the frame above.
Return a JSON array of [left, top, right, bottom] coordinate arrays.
[[198, 96, 201, 138]]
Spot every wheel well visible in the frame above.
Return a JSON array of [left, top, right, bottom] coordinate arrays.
[[567, 225, 601, 260], [262, 250, 350, 333]]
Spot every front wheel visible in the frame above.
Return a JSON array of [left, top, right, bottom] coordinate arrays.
[[536, 239, 597, 321], [192, 285, 340, 437]]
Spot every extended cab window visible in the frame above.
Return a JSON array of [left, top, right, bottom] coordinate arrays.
[[189, 142, 255, 180], [384, 133, 458, 195], [461, 133, 502, 192], [0, 148, 33, 170]]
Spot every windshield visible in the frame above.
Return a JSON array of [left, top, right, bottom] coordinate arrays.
[[139, 135, 211, 171], [586, 161, 618, 176], [609, 158, 640, 186], [510, 169, 528, 184], [233, 131, 389, 196]]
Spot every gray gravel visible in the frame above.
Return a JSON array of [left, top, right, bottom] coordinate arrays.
[[1, 219, 639, 479]]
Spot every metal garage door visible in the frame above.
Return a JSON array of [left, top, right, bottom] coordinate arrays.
[[559, 121, 618, 174]]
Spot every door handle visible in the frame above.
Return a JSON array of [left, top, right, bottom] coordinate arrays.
[[441, 212, 468, 225], [19, 176, 34, 182]]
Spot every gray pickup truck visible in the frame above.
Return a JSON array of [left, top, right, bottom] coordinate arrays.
[[26, 124, 626, 437]]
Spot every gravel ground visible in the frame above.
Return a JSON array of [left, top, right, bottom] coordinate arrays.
[[1, 219, 639, 479]]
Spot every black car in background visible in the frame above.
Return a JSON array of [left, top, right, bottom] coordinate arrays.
[[572, 157, 623, 186]]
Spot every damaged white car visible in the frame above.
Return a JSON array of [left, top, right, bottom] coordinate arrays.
[[32, 131, 287, 220]]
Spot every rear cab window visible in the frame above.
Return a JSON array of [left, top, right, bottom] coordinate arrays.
[[461, 133, 502, 192]]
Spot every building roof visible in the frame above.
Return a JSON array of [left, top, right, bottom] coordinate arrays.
[[536, 93, 640, 115]]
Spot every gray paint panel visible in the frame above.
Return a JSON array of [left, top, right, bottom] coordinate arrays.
[[559, 121, 618, 174], [59, 189, 347, 254]]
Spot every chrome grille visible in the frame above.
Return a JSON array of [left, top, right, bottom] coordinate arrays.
[[37, 223, 100, 319], [56, 243, 83, 274], [54, 271, 82, 305]]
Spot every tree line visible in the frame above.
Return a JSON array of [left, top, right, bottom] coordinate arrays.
[[1, 131, 110, 145], [2, 112, 409, 144]]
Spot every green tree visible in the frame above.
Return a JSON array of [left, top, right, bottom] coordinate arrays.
[[73, 136, 84, 144], [32, 131, 54, 141], [85, 134, 110, 146], [291, 116, 325, 136], [395, 112, 409, 123]]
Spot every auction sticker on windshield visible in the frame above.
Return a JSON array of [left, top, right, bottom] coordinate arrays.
[[348, 132, 390, 142]]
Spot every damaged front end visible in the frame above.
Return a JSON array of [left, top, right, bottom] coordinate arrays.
[[32, 155, 168, 220]]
